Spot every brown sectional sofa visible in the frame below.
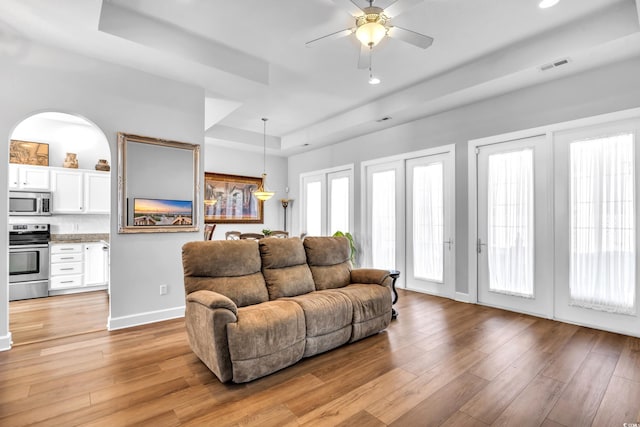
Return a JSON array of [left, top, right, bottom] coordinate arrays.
[[182, 236, 393, 383]]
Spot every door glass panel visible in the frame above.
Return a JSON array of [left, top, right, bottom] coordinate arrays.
[[372, 170, 396, 269], [570, 133, 636, 313], [413, 163, 444, 282], [306, 181, 322, 236], [488, 149, 534, 297], [330, 176, 349, 234]]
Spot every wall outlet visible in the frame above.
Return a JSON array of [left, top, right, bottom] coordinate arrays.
[[159, 284, 168, 295]]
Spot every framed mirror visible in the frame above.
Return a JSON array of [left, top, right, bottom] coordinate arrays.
[[118, 133, 200, 233]]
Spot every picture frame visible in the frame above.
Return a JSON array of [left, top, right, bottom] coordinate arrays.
[[118, 133, 200, 234], [10, 140, 49, 166], [204, 172, 263, 224]]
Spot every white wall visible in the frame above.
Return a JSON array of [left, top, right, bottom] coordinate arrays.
[[0, 41, 204, 349], [203, 143, 288, 239], [288, 56, 640, 296]]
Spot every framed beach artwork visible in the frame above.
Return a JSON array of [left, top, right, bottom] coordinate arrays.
[[204, 172, 263, 224], [133, 198, 193, 226]]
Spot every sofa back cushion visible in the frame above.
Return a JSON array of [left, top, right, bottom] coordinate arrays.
[[303, 236, 352, 290], [182, 240, 269, 307], [259, 237, 315, 299]]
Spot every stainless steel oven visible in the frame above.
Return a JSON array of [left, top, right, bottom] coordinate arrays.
[[9, 191, 52, 216], [9, 224, 50, 301]]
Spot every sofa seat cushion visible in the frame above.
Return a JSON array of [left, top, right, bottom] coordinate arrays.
[[334, 284, 392, 342], [286, 290, 353, 357], [227, 300, 305, 382]]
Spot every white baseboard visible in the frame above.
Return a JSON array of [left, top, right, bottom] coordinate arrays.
[[0, 332, 12, 351], [108, 306, 185, 331], [455, 292, 471, 303]]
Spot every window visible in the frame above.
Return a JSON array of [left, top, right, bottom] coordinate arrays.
[[300, 166, 353, 236], [487, 149, 534, 298], [570, 133, 635, 313]]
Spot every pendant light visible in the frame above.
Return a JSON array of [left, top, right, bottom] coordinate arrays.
[[253, 118, 275, 201]]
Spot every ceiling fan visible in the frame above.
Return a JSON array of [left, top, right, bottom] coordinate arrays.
[[306, 0, 434, 69]]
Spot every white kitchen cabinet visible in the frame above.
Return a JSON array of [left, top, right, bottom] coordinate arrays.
[[9, 164, 50, 190], [51, 169, 84, 213], [49, 243, 83, 290], [84, 242, 108, 286], [50, 241, 109, 292], [51, 168, 110, 214], [84, 172, 110, 213]]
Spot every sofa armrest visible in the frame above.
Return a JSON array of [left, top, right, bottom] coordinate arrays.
[[350, 268, 392, 287], [187, 290, 238, 316], [185, 290, 238, 383]]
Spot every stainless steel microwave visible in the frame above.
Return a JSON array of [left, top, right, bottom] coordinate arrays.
[[9, 191, 52, 216]]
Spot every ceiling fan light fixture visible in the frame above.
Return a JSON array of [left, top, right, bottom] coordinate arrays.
[[356, 22, 387, 47], [538, 0, 559, 8]]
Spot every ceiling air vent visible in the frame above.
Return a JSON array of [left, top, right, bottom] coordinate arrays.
[[540, 58, 570, 72]]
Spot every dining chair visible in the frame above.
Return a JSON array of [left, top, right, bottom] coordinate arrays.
[[225, 231, 241, 240], [269, 230, 289, 238], [204, 224, 216, 240], [239, 233, 264, 240]]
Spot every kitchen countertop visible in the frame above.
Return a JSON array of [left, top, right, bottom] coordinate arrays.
[[50, 233, 110, 244]]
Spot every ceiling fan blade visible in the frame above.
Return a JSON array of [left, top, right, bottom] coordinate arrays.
[[383, 0, 424, 17], [387, 26, 434, 49], [306, 28, 354, 47], [330, 0, 364, 17], [357, 44, 370, 69]]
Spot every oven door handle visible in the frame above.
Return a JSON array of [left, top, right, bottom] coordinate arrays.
[[9, 244, 49, 250]]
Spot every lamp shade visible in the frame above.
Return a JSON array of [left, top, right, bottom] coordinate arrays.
[[254, 173, 274, 201], [356, 22, 386, 47]]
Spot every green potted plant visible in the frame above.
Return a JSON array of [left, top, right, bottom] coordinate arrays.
[[333, 231, 357, 266]]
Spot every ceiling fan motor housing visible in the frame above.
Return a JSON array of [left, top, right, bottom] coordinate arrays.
[[355, 6, 389, 47]]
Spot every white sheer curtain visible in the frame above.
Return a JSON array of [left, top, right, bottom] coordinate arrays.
[[306, 181, 322, 236], [488, 149, 534, 297], [330, 176, 350, 234], [372, 170, 396, 270], [413, 163, 444, 282], [570, 133, 635, 314]]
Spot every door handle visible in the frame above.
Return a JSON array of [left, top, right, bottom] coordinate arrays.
[[444, 239, 454, 251], [477, 238, 487, 254]]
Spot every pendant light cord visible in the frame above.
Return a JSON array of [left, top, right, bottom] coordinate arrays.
[[262, 118, 268, 174]]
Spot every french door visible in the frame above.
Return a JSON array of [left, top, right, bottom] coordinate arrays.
[[406, 154, 454, 297], [364, 147, 455, 297], [476, 136, 554, 317], [554, 120, 640, 335]]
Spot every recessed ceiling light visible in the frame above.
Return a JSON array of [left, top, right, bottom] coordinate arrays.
[[539, 0, 559, 8]]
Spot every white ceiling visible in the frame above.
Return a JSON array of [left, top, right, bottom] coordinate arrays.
[[1, 0, 639, 155]]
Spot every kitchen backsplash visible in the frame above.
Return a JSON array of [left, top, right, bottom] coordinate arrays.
[[9, 214, 110, 234]]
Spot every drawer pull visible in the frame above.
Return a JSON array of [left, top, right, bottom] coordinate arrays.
[[60, 257, 74, 260], [60, 268, 74, 271], [61, 281, 74, 284], [60, 248, 74, 251]]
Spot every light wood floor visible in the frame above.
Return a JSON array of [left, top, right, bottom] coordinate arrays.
[[1, 290, 639, 426], [9, 291, 109, 346]]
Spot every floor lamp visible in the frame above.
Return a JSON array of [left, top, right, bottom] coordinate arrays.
[[281, 199, 291, 231]]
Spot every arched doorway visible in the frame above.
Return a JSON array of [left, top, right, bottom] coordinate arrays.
[[8, 112, 111, 345]]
